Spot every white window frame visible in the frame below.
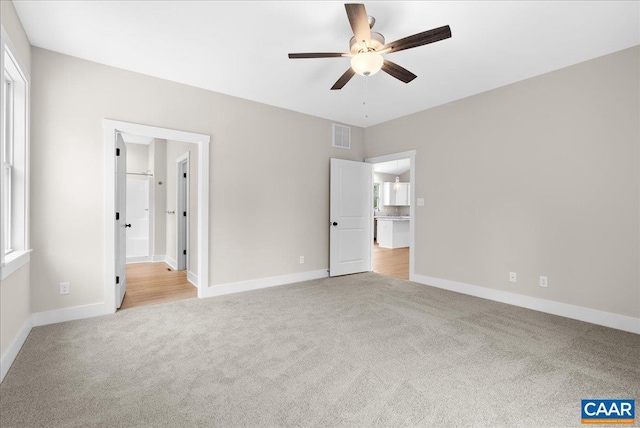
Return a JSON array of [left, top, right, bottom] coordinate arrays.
[[1, 25, 31, 280], [4, 73, 13, 254]]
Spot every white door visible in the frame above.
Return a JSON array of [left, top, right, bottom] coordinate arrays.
[[176, 157, 189, 271], [115, 133, 127, 308], [330, 158, 372, 276]]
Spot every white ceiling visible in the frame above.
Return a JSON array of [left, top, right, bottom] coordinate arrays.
[[13, 1, 640, 128], [373, 159, 410, 175]]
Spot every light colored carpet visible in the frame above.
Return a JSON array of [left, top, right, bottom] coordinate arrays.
[[1, 273, 638, 427]]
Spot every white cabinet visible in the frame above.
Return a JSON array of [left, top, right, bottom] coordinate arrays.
[[397, 183, 409, 206], [382, 182, 410, 206], [377, 219, 410, 249], [382, 182, 396, 205]]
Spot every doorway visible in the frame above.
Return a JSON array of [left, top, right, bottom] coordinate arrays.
[[366, 151, 416, 281], [116, 135, 200, 310], [103, 120, 210, 314]]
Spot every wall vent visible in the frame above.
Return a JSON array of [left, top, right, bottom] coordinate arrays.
[[332, 123, 351, 149]]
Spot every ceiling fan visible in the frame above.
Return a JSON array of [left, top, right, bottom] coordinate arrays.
[[288, 3, 452, 90]]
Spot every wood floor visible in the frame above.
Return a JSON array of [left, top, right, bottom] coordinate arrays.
[[120, 262, 197, 310], [120, 246, 405, 310], [373, 242, 409, 280]]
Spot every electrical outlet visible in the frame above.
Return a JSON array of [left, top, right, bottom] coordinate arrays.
[[539, 276, 548, 287], [417, 198, 425, 207], [60, 282, 70, 295], [509, 272, 517, 283], [299, 256, 305, 264]]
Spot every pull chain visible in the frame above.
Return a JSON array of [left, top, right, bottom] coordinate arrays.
[[363, 75, 369, 119]]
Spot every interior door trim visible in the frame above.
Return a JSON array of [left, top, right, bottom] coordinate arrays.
[[103, 119, 210, 314], [365, 150, 416, 281]]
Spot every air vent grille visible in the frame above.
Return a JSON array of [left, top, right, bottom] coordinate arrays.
[[332, 123, 351, 149]]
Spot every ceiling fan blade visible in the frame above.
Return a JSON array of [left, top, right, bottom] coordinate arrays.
[[345, 3, 371, 44], [331, 68, 356, 90], [288, 53, 348, 59], [381, 60, 417, 84], [382, 25, 452, 54]]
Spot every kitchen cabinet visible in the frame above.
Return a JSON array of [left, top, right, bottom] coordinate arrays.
[[377, 218, 410, 249], [382, 182, 410, 206]]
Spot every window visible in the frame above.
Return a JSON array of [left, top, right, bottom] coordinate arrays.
[[373, 183, 380, 212], [4, 75, 13, 253], [1, 26, 30, 279]]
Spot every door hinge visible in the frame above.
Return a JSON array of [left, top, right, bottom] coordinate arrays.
[[116, 212, 120, 220], [183, 211, 187, 216], [183, 172, 187, 178], [116, 276, 120, 284], [183, 250, 187, 255], [116, 148, 120, 156]]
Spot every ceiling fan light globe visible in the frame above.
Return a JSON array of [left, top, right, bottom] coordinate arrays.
[[350, 52, 384, 77]]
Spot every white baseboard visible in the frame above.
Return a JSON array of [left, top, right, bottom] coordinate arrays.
[[0, 317, 32, 383], [32, 303, 107, 327], [412, 274, 640, 334], [150, 254, 178, 270], [187, 271, 198, 287], [152, 254, 166, 263], [202, 269, 328, 298], [165, 256, 177, 270], [126, 256, 151, 264]]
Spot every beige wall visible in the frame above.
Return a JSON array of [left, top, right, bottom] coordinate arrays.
[[365, 46, 640, 318], [0, 265, 30, 359], [0, 0, 31, 360], [373, 172, 398, 184], [30, 47, 364, 312], [164, 140, 198, 273], [373, 171, 411, 183], [0, 265, 30, 356], [1, 0, 30, 71], [125, 142, 150, 174]]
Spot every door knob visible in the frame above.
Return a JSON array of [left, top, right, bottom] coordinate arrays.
[[125, 224, 132, 228], [332, 222, 338, 226]]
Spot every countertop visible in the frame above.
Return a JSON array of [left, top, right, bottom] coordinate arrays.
[[375, 216, 410, 221]]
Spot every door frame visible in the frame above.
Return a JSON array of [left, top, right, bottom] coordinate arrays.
[[103, 119, 210, 314], [176, 151, 190, 271], [365, 150, 416, 281]]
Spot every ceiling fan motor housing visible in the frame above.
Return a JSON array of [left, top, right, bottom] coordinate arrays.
[[349, 32, 385, 54]]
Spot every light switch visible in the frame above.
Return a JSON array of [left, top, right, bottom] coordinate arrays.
[[417, 198, 425, 206]]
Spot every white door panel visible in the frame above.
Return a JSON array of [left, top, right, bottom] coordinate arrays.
[[115, 133, 127, 308], [330, 158, 372, 277], [339, 229, 366, 261], [177, 155, 189, 271]]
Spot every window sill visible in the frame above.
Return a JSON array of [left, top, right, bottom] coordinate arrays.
[[1, 249, 32, 280]]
